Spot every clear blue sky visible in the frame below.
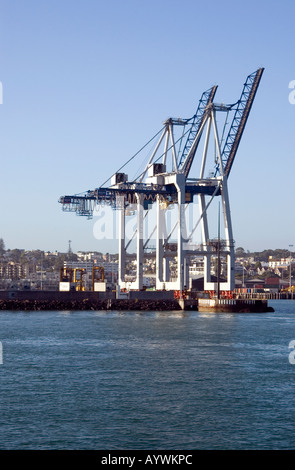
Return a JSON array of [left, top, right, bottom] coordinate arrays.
[[0, 0, 294, 254]]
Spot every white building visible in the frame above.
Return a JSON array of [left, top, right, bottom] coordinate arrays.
[[268, 257, 292, 270]]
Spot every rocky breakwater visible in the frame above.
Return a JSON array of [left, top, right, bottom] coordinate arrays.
[[0, 298, 182, 312]]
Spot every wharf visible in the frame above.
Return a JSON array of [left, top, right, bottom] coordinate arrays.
[[198, 297, 274, 313], [0, 290, 184, 311]]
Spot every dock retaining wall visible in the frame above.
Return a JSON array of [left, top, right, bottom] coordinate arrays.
[[0, 290, 181, 311]]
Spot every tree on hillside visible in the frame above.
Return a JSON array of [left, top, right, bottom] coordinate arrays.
[[250, 249, 293, 262], [235, 247, 247, 257], [7, 248, 23, 263], [0, 239, 5, 256], [260, 270, 280, 279]]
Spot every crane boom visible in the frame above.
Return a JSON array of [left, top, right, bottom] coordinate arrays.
[[179, 85, 218, 177], [59, 181, 220, 217], [220, 67, 264, 177]]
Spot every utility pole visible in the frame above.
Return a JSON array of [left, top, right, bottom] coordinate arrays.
[[217, 202, 221, 299], [289, 244, 293, 296], [40, 253, 43, 291]]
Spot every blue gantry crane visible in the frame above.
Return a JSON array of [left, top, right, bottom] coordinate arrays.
[[59, 68, 264, 294]]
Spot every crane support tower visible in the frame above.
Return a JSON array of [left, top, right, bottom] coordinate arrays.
[[59, 68, 264, 294]]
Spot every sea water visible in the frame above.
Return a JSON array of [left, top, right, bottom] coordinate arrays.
[[0, 299, 295, 450]]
